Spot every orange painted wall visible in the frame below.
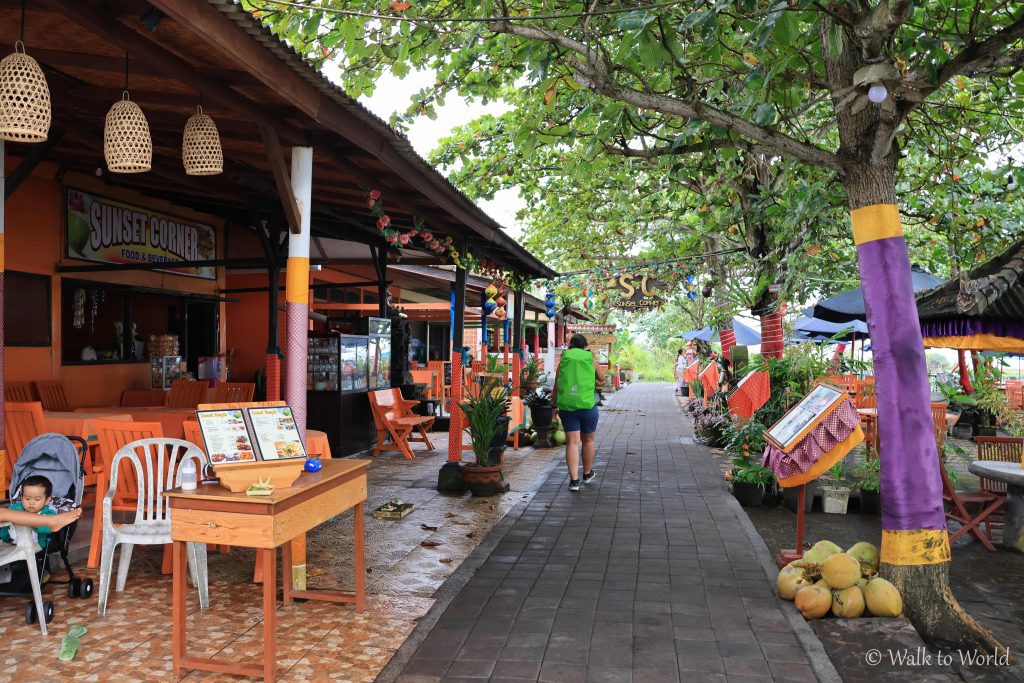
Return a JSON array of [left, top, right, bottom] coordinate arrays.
[[4, 160, 226, 406]]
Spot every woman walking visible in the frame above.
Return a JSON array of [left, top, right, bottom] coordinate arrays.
[[553, 334, 605, 492], [675, 348, 686, 394]]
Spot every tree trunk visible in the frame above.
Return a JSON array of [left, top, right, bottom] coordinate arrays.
[[843, 162, 1007, 655]]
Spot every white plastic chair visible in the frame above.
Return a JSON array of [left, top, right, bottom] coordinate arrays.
[[97, 438, 210, 615], [0, 523, 49, 635]]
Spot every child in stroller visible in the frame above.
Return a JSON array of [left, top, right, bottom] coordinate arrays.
[[1, 433, 94, 626]]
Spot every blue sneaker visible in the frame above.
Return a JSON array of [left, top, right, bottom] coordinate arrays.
[[582, 471, 596, 484]]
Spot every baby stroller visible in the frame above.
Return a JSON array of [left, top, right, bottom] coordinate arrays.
[[0, 433, 94, 626]]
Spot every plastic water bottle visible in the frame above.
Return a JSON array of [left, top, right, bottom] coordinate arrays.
[[180, 459, 198, 491]]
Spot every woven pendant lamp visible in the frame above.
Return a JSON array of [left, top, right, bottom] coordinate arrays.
[[182, 105, 223, 175], [104, 91, 151, 173], [0, 41, 51, 142]]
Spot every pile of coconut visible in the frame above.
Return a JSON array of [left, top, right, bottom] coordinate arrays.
[[777, 540, 903, 619]]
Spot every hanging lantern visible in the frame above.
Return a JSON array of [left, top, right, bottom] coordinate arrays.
[[494, 307, 507, 320], [485, 283, 498, 298], [104, 92, 152, 173], [545, 307, 557, 319], [0, 41, 50, 142], [182, 104, 223, 176], [483, 299, 497, 314], [495, 295, 507, 307]]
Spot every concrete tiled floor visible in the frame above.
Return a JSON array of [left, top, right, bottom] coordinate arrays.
[[391, 384, 822, 682], [0, 432, 563, 681]]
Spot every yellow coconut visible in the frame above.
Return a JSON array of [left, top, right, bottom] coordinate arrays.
[[821, 552, 861, 590], [864, 577, 903, 617], [831, 585, 866, 618], [803, 540, 843, 565], [847, 541, 880, 573], [777, 564, 812, 601], [794, 585, 832, 620]]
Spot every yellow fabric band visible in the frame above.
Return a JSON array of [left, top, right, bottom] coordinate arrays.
[[923, 335, 1024, 353], [850, 204, 903, 245], [881, 529, 950, 565], [285, 257, 309, 304]]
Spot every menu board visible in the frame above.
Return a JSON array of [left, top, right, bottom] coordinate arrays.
[[196, 409, 258, 464], [196, 405, 306, 465], [246, 406, 306, 461], [765, 383, 846, 452]]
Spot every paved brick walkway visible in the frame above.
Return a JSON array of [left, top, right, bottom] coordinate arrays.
[[389, 383, 831, 682]]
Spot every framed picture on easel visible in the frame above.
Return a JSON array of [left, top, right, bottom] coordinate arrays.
[[765, 383, 847, 452]]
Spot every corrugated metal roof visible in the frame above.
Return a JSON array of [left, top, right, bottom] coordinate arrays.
[[208, 0, 556, 280]]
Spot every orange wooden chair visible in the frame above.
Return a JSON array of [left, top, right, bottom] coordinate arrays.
[[3, 402, 48, 496], [409, 370, 437, 400], [120, 389, 168, 407], [88, 419, 164, 569], [167, 380, 210, 409], [211, 382, 256, 404], [33, 380, 72, 411], [4, 382, 34, 402], [427, 360, 452, 407], [368, 388, 435, 459], [939, 446, 1003, 552], [930, 402, 949, 449]]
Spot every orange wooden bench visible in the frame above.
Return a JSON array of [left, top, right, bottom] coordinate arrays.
[[368, 388, 435, 459]]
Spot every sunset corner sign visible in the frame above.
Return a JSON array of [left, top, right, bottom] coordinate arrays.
[[607, 273, 667, 310], [65, 188, 217, 279]]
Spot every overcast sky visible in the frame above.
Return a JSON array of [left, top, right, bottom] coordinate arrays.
[[338, 66, 527, 240]]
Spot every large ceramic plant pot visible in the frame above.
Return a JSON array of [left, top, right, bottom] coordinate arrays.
[[530, 405, 553, 429], [463, 464, 507, 496], [860, 489, 881, 515], [732, 482, 764, 507]]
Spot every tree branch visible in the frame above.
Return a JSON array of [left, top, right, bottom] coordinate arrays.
[[488, 20, 843, 172], [603, 138, 775, 158]]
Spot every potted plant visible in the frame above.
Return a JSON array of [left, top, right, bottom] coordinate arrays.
[[821, 461, 851, 514], [459, 377, 511, 496], [523, 386, 554, 446], [855, 458, 881, 515], [520, 357, 543, 393], [730, 456, 776, 507]]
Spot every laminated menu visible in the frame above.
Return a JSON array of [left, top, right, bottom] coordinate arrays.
[[196, 405, 307, 465]]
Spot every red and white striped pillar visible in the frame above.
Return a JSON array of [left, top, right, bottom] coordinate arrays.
[[719, 324, 737, 359], [760, 306, 785, 359]]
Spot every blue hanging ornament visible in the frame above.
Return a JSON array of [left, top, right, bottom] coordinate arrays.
[[483, 299, 497, 314]]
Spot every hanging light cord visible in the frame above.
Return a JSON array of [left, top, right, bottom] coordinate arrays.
[[19, 0, 25, 42]]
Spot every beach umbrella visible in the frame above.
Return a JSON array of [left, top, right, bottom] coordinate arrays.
[[675, 318, 761, 345], [793, 316, 869, 342]]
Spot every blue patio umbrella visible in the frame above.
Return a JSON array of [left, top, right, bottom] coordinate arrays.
[[812, 267, 943, 323], [793, 316, 869, 342], [676, 318, 761, 345]]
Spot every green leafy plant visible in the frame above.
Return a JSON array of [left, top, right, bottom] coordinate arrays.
[[522, 386, 553, 408], [826, 461, 847, 489], [723, 418, 767, 457], [940, 443, 970, 489], [855, 458, 880, 493], [458, 377, 510, 467], [521, 357, 543, 386], [483, 353, 505, 375]]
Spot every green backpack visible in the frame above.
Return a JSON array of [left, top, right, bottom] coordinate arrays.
[[557, 348, 596, 410]]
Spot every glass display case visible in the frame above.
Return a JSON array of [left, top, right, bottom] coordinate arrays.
[[308, 335, 340, 391], [339, 335, 369, 392], [368, 317, 391, 390], [151, 355, 183, 389]]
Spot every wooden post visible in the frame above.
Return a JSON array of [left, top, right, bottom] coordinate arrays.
[[0, 140, 6, 480], [447, 264, 467, 463], [776, 485, 806, 568], [512, 289, 525, 397], [285, 146, 313, 592]]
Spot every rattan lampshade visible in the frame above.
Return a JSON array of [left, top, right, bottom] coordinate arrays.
[[104, 93, 152, 173], [0, 42, 50, 142], [182, 105, 223, 175]]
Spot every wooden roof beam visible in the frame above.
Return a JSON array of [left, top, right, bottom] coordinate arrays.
[[38, 0, 306, 146]]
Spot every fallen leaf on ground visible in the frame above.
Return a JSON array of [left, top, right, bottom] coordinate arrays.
[[444, 512, 456, 518], [452, 520, 471, 525], [465, 532, 476, 539], [421, 540, 442, 548], [420, 524, 438, 531], [439, 558, 453, 564]]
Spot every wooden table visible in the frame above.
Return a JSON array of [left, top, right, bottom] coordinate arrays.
[[856, 407, 959, 429], [967, 460, 1024, 552], [167, 459, 369, 680]]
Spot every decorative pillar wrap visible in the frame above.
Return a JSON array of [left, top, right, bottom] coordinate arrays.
[[285, 146, 313, 591], [0, 141, 6, 471], [759, 311, 784, 359], [957, 349, 973, 394], [719, 326, 737, 358], [447, 351, 463, 462], [265, 353, 281, 401], [533, 326, 540, 357], [512, 350, 521, 397], [852, 204, 949, 565]]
